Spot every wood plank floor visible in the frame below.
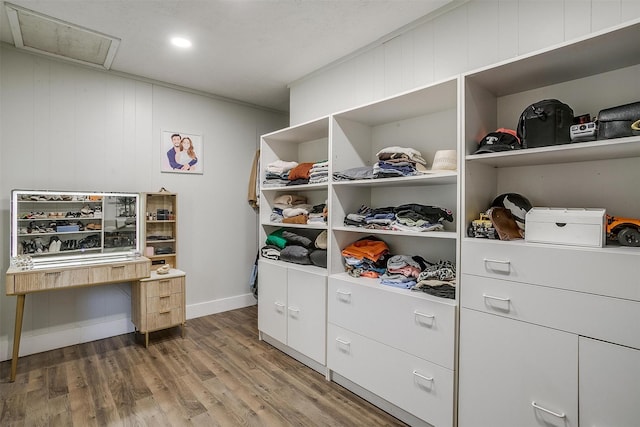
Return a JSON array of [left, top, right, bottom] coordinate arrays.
[[0, 305, 407, 426]]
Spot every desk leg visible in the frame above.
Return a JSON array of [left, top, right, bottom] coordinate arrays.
[[10, 294, 26, 382]]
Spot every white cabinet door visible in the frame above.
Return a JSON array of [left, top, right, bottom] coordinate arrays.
[[458, 308, 578, 427], [257, 260, 288, 343], [287, 268, 327, 364], [579, 337, 640, 427]]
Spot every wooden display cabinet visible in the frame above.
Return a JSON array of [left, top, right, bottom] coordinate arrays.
[[143, 191, 177, 271]]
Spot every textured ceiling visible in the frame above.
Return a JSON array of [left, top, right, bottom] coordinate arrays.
[[0, 0, 454, 112]]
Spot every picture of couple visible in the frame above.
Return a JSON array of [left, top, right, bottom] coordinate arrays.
[[161, 131, 203, 174]]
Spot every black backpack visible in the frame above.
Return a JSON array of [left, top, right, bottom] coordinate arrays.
[[516, 99, 574, 148]]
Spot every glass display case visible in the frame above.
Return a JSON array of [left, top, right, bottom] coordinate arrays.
[[10, 190, 142, 266]]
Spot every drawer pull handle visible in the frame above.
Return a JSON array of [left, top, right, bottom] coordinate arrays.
[[335, 338, 351, 345], [159, 295, 170, 299], [159, 310, 171, 314], [336, 289, 352, 300], [112, 265, 125, 269], [483, 293, 511, 302], [274, 302, 285, 311], [412, 370, 434, 382], [45, 272, 60, 276], [531, 401, 565, 419], [414, 310, 435, 319], [287, 306, 300, 313], [159, 280, 170, 284], [483, 258, 510, 265]]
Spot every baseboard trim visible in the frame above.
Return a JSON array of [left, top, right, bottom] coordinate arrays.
[[186, 293, 257, 319], [0, 317, 133, 362]]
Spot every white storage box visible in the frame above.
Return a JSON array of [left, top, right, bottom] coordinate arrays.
[[525, 207, 606, 247]]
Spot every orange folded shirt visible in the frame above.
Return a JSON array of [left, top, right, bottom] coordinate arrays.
[[341, 239, 389, 262], [288, 162, 314, 181]]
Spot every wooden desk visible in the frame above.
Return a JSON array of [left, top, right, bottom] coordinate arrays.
[[5, 256, 151, 382]]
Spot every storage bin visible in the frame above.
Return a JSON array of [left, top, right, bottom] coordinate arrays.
[[57, 225, 80, 232], [525, 207, 606, 247]]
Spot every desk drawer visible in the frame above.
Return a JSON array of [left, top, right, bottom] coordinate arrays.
[[461, 273, 640, 349], [461, 239, 640, 300], [89, 262, 149, 283], [12, 268, 90, 293], [328, 323, 453, 427], [148, 293, 183, 314], [148, 307, 183, 331], [328, 276, 456, 369], [147, 277, 183, 298]]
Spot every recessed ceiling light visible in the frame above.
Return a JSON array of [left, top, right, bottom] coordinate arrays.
[[171, 37, 192, 48]]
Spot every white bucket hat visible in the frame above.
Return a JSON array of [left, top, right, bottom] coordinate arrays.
[[431, 150, 457, 171]]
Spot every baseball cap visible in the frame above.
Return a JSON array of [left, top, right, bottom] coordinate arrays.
[[474, 129, 521, 154]]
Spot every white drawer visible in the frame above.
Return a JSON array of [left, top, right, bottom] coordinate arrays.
[[461, 239, 640, 301], [328, 276, 456, 369], [461, 273, 640, 349], [328, 323, 454, 427]]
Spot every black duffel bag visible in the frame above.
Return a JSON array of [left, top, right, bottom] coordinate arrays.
[[517, 99, 574, 148], [597, 101, 640, 140]]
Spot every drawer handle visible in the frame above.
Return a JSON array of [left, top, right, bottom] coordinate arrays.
[[412, 370, 434, 382], [159, 310, 171, 314], [482, 293, 511, 302], [287, 306, 300, 313], [159, 295, 170, 299], [274, 302, 285, 311], [335, 337, 351, 346], [159, 280, 170, 284], [112, 265, 125, 269], [483, 258, 510, 265], [531, 401, 566, 419], [414, 310, 435, 319], [336, 289, 352, 301], [45, 272, 61, 276]]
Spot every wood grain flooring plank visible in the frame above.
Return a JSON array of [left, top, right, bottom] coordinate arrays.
[[134, 354, 200, 425], [46, 394, 73, 426], [0, 385, 26, 424], [24, 386, 48, 427], [144, 344, 208, 420], [80, 355, 121, 426], [194, 338, 319, 426], [46, 365, 69, 399], [129, 395, 173, 427], [68, 386, 99, 427]]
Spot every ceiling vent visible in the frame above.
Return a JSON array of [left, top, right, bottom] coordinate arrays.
[[5, 3, 120, 69]]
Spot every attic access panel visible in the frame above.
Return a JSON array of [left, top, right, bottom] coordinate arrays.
[[5, 2, 120, 69]]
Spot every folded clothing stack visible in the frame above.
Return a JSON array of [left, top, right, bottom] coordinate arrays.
[[270, 194, 310, 224], [373, 146, 428, 178], [344, 203, 453, 232], [263, 160, 298, 187], [341, 236, 390, 278], [309, 160, 329, 184], [261, 228, 327, 268]]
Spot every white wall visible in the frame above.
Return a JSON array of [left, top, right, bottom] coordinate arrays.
[[289, 0, 640, 125], [0, 46, 287, 360]]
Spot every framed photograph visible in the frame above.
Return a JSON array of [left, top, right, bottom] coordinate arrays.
[[161, 130, 203, 174]]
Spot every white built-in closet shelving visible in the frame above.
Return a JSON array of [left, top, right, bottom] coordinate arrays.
[[259, 76, 461, 427], [459, 19, 640, 427], [258, 116, 331, 373]]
